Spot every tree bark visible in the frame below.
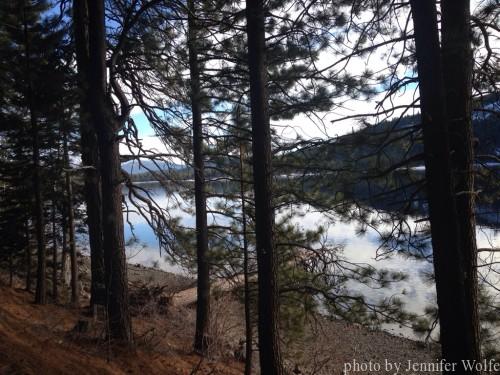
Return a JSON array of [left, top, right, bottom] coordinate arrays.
[[409, 0, 475, 372], [187, 0, 211, 354], [441, 0, 482, 364], [9, 252, 13, 287], [51, 198, 58, 302], [245, 1, 284, 374], [25, 220, 32, 292], [86, 0, 132, 342], [23, 5, 46, 305], [239, 144, 252, 375], [73, 0, 105, 310], [61, 208, 69, 286], [63, 133, 79, 307]]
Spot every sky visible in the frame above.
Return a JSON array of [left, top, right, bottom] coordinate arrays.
[[125, 59, 419, 158], [122, 0, 497, 158]]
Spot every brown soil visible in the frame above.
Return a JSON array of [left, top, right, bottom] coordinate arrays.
[[0, 278, 243, 375], [0, 261, 440, 375]]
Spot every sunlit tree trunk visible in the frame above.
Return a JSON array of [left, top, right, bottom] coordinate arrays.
[[61, 208, 69, 286], [63, 132, 79, 306]]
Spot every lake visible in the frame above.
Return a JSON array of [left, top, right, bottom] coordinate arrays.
[[120, 182, 500, 340]]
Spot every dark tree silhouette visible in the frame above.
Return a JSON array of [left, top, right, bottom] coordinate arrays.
[[245, 0, 284, 373], [85, 0, 132, 342], [73, 0, 105, 311], [441, 0, 482, 363], [21, 3, 47, 305], [410, 0, 478, 371], [187, 0, 211, 354]]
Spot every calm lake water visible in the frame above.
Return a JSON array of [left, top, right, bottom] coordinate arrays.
[[119, 183, 500, 339]]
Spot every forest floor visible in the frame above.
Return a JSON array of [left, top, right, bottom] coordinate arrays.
[[0, 258, 441, 374]]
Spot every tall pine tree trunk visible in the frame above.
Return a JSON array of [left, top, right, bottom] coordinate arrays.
[[8, 252, 13, 287], [239, 144, 252, 375], [73, 0, 105, 310], [61, 208, 69, 286], [63, 133, 79, 306], [441, 0, 481, 363], [187, 0, 210, 354], [410, 0, 475, 371], [51, 198, 58, 302], [25, 220, 32, 292], [245, 1, 283, 373], [86, 0, 132, 342], [23, 6, 46, 305]]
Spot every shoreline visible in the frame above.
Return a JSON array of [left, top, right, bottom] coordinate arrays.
[[1, 259, 440, 374], [80, 254, 433, 345]]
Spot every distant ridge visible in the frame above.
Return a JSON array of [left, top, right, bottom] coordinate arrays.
[[121, 158, 186, 175]]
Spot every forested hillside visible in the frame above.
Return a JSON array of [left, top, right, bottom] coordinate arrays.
[[284, 93, 500, 171], [276, 94, 500, 221]]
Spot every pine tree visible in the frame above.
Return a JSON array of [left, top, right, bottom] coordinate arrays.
[[245, 1, 284, 373], [0, 0, 73, 304], [410, 0, 476, 371], [73, 0, 105, 310], [85, 0, 132, 342], [441, 0, 482, 363], [187, 0, 211, 354]]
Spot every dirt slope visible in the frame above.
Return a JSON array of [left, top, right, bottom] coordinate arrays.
[[0, 284, 243, 375]]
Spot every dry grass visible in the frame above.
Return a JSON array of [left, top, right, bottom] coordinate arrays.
[[0, 263, 444, 375], [0, 274, 243, 375]]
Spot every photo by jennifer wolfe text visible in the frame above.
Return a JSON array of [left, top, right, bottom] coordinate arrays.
[[343, 359, 500, 374]]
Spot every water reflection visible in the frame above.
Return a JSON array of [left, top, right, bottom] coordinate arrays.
[[121, 183, 500, 339]]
